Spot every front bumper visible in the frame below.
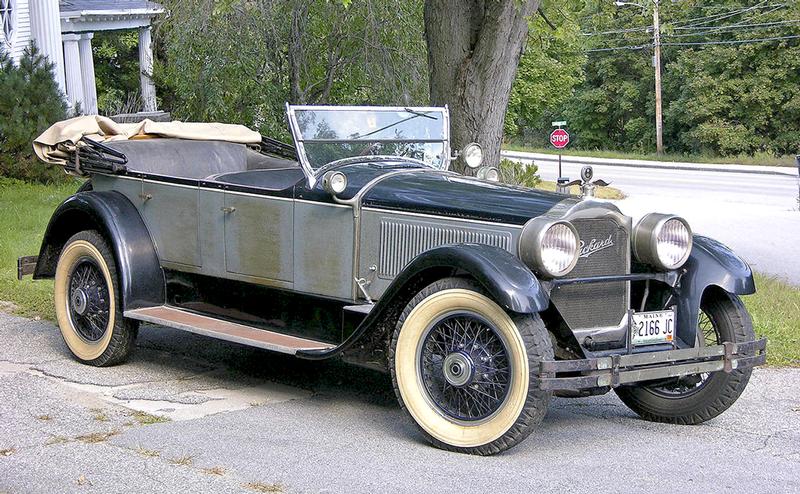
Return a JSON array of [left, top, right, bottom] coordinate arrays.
[[537, 338, 767, 391]]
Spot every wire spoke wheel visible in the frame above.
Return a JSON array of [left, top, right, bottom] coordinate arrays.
[[55, 231, 138, 366], [67, 258, 111, 342], [390, 278, 553, 454], [646, 310, 720, 397], [418, 313, 511, 422], [615, 290, 755, 425]]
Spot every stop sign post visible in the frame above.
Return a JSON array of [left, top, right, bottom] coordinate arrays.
[[550, 122, 570, 193]]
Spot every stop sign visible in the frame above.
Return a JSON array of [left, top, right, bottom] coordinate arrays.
[[550, 129, 570, 149]]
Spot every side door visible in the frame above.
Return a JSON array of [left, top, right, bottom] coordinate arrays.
[[222, 191, 294, 283], [292, 199, 355, 300], [140, 179, 202, 268]]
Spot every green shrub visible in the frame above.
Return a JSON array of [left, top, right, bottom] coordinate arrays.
[[0, 42, 68, 183], [499, 158, 541, 188]]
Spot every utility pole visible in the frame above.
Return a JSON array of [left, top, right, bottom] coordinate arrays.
[[616, 0, 664, 154], [653, 0, 664, 155]]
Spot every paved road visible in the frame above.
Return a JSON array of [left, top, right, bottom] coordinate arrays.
[[505, 151, 800, 284], [1, 312, 798, 493]]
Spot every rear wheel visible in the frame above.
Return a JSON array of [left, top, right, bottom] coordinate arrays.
[[615, 290, 754, 424], [54, 231, 137, 366], [389, 278, 553, 455]]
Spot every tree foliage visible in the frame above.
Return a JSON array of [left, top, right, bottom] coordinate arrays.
[[149, 0, 799, 159], [509, 0, 800, 157], [154, 0, 427, 139], [92, 30, 142, 115], [506, 3, 586, 144], [0, 43, 68, 183]]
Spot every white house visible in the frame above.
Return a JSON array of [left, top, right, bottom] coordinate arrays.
[[1, 0, 163, 114]]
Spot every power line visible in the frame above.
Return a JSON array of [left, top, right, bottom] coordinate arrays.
[[584, 34, 800, 53], [670, 19, 800, 32], [663, 19, 800, 38], [667, 1, 779, 29], [582, 26, 652, 36], [584, 43, 650, 52], [673, 4, 788, 31], [662, 34, 800, 47]]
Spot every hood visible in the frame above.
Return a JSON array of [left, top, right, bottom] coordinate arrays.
[[360, 169, 572, 225]]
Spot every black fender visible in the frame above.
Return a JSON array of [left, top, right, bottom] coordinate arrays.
[[33, 191, 165, 311], [298, 244, 548, 360], [674, 235, 755, 346]]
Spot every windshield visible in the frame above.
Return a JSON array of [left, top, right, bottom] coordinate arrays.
[[287, 106, 450, 176]]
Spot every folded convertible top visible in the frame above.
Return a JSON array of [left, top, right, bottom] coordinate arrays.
[[33, 115, 263, 166]]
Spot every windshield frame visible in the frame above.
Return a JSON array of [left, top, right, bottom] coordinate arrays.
[[286, 104, 451, 187]]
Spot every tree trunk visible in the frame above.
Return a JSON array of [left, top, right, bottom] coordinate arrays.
[[424, 0, 538, 173]]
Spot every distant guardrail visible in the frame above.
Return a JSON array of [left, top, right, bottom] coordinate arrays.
[[501, 150, 796, 177]]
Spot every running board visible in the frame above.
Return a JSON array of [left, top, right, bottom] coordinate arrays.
[[124, 306, 335, 355]]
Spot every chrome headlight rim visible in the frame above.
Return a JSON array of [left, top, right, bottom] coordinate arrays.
[[321, 170, 348, 195], [633, 213, 693, 271], [519, 218, 581, 278], [462, 142, 483, 169], [476, 165, 500, 182]]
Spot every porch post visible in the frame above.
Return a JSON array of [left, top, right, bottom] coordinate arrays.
[[78, 33, 98, 115], [61, 33, 84, 113], [29, 0, 66, 95], [138, 26, 157, 112]]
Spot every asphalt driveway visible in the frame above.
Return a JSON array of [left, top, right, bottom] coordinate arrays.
[[1, 312, 798, 493]]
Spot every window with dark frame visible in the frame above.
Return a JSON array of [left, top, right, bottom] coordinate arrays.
[[0, 0, 14, 45]]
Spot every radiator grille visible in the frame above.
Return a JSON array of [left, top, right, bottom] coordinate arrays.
[[378, 219, 512, 278], [550, 218, 629, 329]]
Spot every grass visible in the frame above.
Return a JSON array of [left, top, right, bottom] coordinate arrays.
[[0, 178, 796, 366], [169, 454, 194, 466], [75, 430, 120, 444], [243, 482, 284, 493], [0, 177, 79, 321], [536, 180, 626, 200], [45, 435, 70, 446], [202, 466, 227, 476], [504, 144, 798, 168], [135, 445, 161, 458], [130, 410, 171, 425], [748, 274, 800, 367], [91, 408, 109, 422]]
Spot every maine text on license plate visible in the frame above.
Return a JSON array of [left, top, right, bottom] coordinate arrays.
[[631, 309, 675, 346]]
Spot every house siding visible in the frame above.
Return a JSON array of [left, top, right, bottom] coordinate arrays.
[[9, 0, 31, 62]]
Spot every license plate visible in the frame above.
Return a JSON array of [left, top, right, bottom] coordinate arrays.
[[630, 309, 676, 346]]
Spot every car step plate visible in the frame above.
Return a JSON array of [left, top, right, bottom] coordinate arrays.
[[124, 306, 335, 354]]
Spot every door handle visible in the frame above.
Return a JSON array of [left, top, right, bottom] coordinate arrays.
[[139, 193, 152, 201], [221, 206, 236, 214]]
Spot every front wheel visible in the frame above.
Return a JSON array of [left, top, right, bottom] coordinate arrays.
[[389, 278, 553, 455], [54, 230, 138, 366], [615, 290, 754, 424]]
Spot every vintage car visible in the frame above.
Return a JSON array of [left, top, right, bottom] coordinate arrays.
[[20, 106, 766, 455]]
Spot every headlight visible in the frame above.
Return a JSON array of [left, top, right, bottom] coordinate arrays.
[[462, 143, 483, 169], [520, 218, 580, 278], [476, 166, 499, 182], [321, 170, 348, 195], [633, 213, 692, 270]]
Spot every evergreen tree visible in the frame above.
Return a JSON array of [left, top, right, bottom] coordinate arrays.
[[0, 42, 68, 183]]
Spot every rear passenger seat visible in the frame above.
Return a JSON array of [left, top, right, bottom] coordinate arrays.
[[105, 138, 299, 180]]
